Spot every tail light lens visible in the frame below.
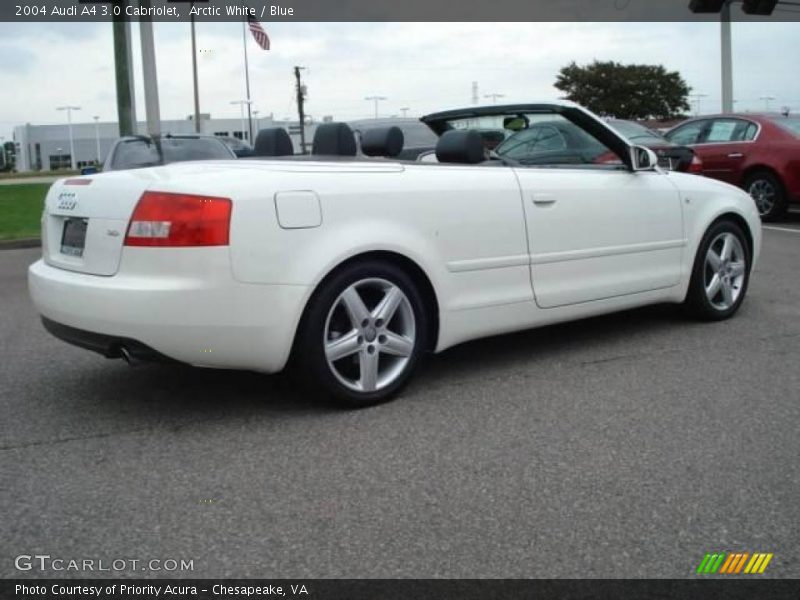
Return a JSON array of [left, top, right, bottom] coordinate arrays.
[[125, 191, 232, 247], [689, 154, 704, 174]]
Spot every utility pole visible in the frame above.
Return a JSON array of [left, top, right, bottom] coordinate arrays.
[[484, 93, 505, 104], [399, 107, 410, 118], [365, 96, 387, 119], [112, 1, 137, 136], [471, 81, 479, 105], [56, 106, 81, 170], [294, 66, 307, 154]]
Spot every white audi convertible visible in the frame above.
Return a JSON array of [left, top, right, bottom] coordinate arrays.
[[29, 102, 761, 406]]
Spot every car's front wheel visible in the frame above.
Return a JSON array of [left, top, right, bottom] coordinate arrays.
[[294, 260, 429, 407], [684, 220, 751, 321]]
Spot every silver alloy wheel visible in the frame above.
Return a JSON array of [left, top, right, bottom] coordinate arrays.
[[704, 232, 746, 311], [748, 179, 776, 216], [323, 278, 416, 393]]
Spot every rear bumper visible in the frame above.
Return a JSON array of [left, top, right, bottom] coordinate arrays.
[[28, 254, 310, 373], [41, 317, 176, 363]]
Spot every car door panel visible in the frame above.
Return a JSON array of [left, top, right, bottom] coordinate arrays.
[[514, 168, 684, 308], [696, 143, 749, 184]]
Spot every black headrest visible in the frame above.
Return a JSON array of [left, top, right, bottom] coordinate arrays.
[[253, 128, 293, 156], [435, 130, 485, 164], [360, 126, 404, 158], [312, 122, 357, 156]]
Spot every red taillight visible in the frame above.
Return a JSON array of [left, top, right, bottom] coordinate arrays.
[[689, 154, 704, 174], [124, 191, 232, 247]]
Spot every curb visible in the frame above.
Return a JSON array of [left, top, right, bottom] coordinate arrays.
[[0, 238, 41, 250]]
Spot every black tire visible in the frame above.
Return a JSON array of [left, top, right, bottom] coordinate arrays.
[[744, 170, 787, 222], [684, 219, 751, 321], [292, 259, 429, 408]]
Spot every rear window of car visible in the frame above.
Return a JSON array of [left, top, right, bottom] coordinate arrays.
[[111, 137, 233, 170], [770, 117, 800, 137], [705, 119, 758, 143]]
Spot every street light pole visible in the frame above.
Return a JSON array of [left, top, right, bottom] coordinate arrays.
[[399, 107, 410, 118], [484, 93, 505, 104], [689, 93, 708, 116], [56, 105, 81, 170], [759, 95, 776, 111], [365, 96, 387, 119], [93, 116, 101, 163]]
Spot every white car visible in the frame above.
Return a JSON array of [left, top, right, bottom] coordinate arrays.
[[29, 102, 761, 406]]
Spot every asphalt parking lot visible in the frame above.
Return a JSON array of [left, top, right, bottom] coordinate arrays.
[[2, 217, 799, 579]]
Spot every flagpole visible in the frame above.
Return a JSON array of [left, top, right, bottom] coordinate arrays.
[[241, 20, 254, 144]]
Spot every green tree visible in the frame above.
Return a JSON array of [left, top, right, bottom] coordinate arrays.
[[555, 61, 691, 120], [1, 142, 15, 172]]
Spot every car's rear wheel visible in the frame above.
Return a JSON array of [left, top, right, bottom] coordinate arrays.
[[744, 170, 787, 221], [684, 220, 751, 321], [294, 260, 429, 407]]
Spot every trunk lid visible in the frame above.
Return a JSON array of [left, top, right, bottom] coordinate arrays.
[[43, 172, 152, 276]]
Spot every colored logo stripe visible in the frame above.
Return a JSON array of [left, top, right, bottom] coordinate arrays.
[[696, 553, 725, 574], [697, 552, 773, 574]]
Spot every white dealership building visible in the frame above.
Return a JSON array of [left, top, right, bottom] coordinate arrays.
[[12, 114, 318, 172]]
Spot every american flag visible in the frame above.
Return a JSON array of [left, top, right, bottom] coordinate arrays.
[[247, 16, 270, 50]]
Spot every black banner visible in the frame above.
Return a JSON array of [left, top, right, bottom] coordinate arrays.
[[4, 579, 800, 600], [2, 0, 800, 22]]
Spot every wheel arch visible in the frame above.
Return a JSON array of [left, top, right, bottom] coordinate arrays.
[[740, 164, 785, 191], [709, 212, 755, 259], [291, 250, 441, 357]]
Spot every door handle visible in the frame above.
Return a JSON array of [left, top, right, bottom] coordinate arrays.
[[532, 193, 557, 206], [727, 153, 744, 159]]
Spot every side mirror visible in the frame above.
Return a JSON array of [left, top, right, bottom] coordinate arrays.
[[630, 145, 659, 172], [80, 166, 99, 175]]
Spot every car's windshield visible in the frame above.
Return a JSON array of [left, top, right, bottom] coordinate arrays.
[[770, 116, 800, 137], [609, 120, 666, 144], [452, 113, 624, 166], [110, 137, 233, 170]]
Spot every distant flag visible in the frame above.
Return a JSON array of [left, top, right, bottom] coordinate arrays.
[[247, 16, 270, 50]]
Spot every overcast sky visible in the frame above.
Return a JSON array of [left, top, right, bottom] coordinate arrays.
[[1, 20, 799, 140]]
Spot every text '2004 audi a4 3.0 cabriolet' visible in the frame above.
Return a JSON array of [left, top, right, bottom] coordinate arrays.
[[29, 101, 761, 407]]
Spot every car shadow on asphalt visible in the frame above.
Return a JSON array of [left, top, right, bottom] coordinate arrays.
[[72, 302, 692, 418], [418, 303, 691, 382]]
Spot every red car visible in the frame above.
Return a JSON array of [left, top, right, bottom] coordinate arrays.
[[665, 114, 800, 220]]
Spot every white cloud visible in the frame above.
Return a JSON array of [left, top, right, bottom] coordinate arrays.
[[1, 20, 799, 140]]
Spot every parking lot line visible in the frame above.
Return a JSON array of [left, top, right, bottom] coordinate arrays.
[[763, 226, 800, 234]]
